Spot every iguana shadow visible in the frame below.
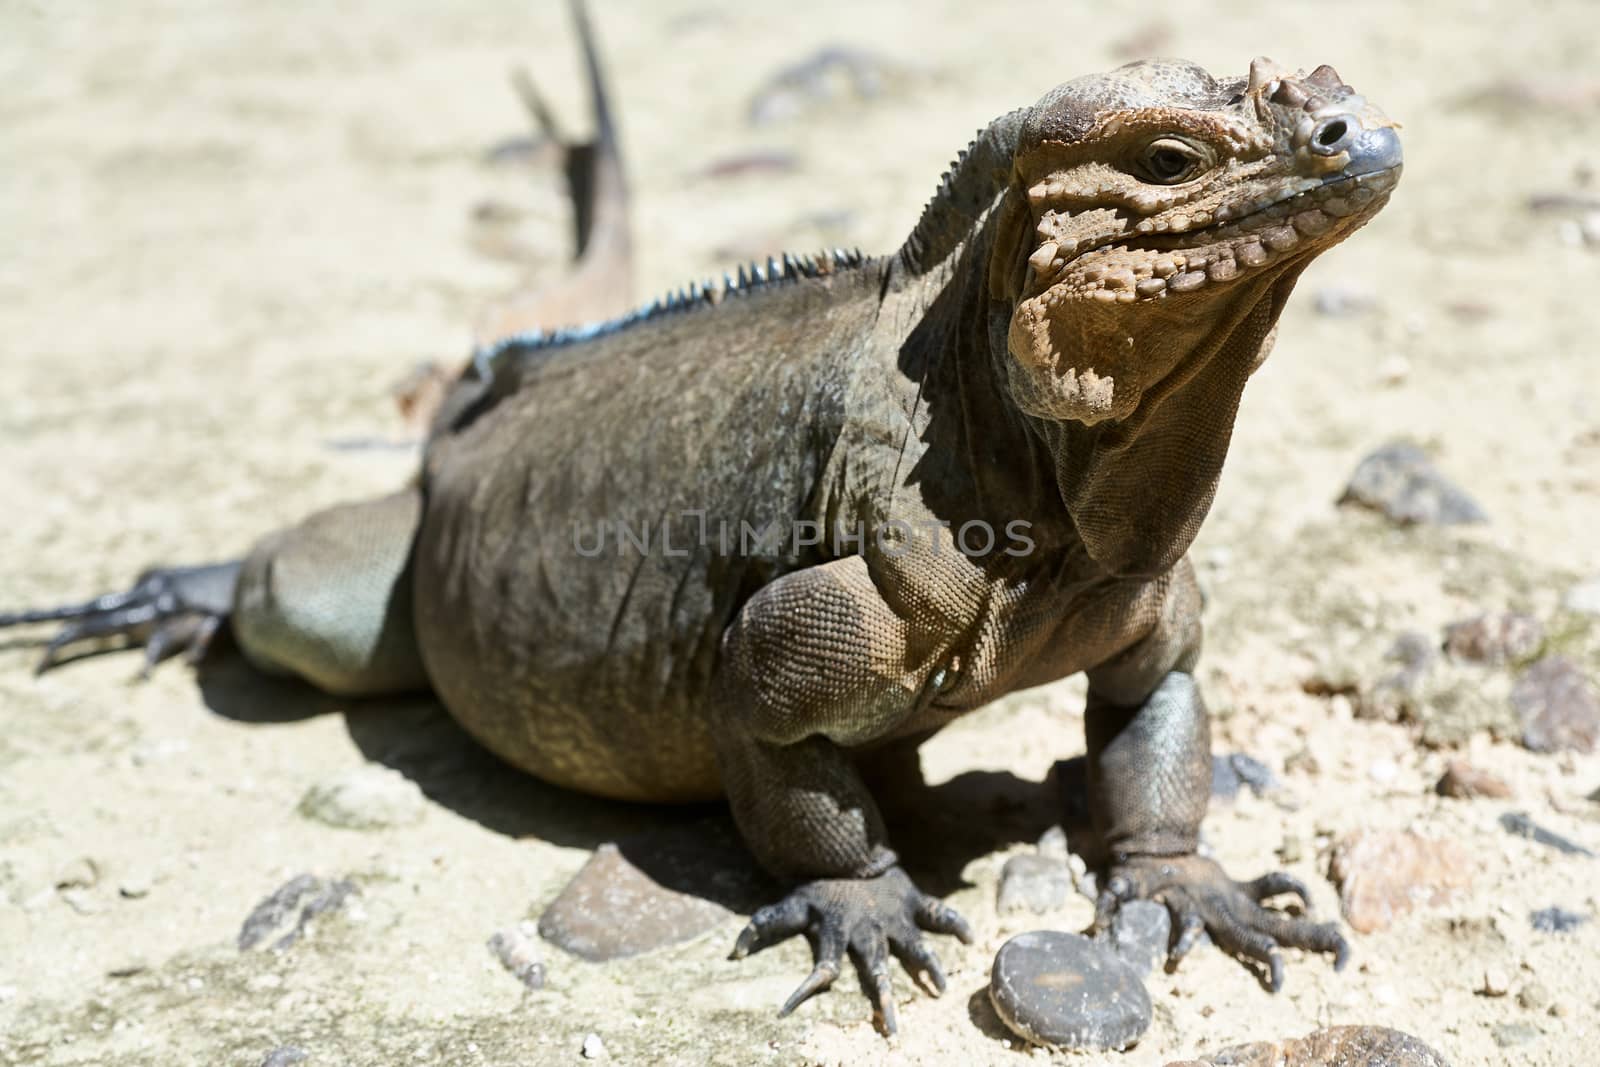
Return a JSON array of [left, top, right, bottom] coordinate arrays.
[[197, 654, 1068, 909]]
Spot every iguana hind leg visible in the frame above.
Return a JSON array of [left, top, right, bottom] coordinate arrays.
[[2, 562, 237, 676], [1084, 563, 1348, 990], [5, 489, 427, 697], [232, 488, 427, 696]]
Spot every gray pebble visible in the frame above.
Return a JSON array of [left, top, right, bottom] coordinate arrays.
[[1512, 656, 1600, 755], [989, 931, 1151, 1051], [1530, 906, 1589, 933], [997, 854, 1072, 915], [1501, 811, 1595, 857], [487, 924, 546, 990], [1212, 752, 1280, 802], [260, 1048, 308, 1067], [1099, 900, 1172, 975], [298, 764, 427, 831], [238, 874, 357, 952], [1338, 441, 1488, 525]]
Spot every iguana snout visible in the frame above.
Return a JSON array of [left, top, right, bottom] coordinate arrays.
[[993, 57, 1402, 425]]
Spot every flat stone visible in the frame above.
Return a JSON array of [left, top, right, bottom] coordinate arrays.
[[1500, 811, 1595, 857], [538, 818, 766, 962], [259, 1049, 308, 1067], [989, 930, 1151, 1051], [298, 763, 427, 831], [1329, 830, 1475, 933], [1435, 760, 1513, 799], [1100, 899, 1172, 975], [1512, 656, 1600, 754], [1443, 612, 1543, 666], [997, 853, 1072, 915], [1164, 1025, 1450, 1066], [1530, 906, 1589, 933], [1339, 441, 1488, 525]]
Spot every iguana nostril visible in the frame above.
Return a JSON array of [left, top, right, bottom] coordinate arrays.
[[1311, 117, 1352, 154]]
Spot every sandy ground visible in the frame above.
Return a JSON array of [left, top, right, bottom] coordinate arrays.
[[2, 1, 1598, 1064]]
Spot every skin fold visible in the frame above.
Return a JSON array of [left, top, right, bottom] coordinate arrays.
[[1, 56, 1400, 1036]]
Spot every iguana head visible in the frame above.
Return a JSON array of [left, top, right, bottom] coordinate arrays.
[[991, 57, 1401, 425]]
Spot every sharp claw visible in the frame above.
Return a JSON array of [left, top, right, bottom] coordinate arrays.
[[1267, 950, 1285, 993], [778, 961, 838, 1016], [730, 922, 759, 960], [878, 989, 899, 1037], [1332, 933, 1351, 972], [1169, 911, 1206, 966]]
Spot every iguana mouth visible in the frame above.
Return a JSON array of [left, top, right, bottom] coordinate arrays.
[[1064, 164, 1401, 301]]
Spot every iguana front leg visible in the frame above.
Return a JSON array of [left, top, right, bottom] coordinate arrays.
[[1085, 562, 1347, 989], [713, 555, 971, 1034]]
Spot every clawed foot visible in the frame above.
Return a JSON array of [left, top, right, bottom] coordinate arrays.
[[1093, 854, 1348, 991], [730, 865, 972, 1035], [0, 561, 239, 676]]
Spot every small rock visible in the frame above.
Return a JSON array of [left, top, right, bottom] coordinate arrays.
[[1479, 966, 1511, 997], [1500, 811, 1595, 857], [1329, 830, 1476, 933], [1563, 576, 1600, 616], [1443, 612, 1544, 666], [1100, 900, 1172, 975], [538, 819, 765, 962], [55, 857, 100, 891], [1530, 905, 1589, 933], [1367, 759, 1398, 786], [997, 854, 1072, 915], [260, 1049, 308, 1067], [1211, 752, 1280, 802], [238, 874, 358, 952], [1512, 656, 1600, 754], [1435, 760, 1513, 799], [1492, 1022, 1540, 1049], [1339, 441, 1488, 526], [581, 1033, 606, 1059], [988, 931, 1151, 1051], [1518, 981, 1551, 1011], [1036, 825, 1069, 861], [1170, 1025, 1450, 1066], [487, 924, 546, 990], [298, 764, 427, 831], [118, 871, 154, 900]]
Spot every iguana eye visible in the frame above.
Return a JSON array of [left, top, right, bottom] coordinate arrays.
[[1138, 138, 1205, 184]]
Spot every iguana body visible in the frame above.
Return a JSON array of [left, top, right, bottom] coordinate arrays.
[[3, 57, 1401, 1033]]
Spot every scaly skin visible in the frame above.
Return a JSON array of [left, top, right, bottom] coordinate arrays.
[[2, 56, 1399, 1035]]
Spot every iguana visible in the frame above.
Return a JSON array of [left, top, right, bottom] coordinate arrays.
[[1, 56, 1401, 1035]]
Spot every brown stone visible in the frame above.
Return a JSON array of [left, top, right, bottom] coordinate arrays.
[[1443, 612, 1543, 666], [1329, 830, 1476, 933], [1435, 760, 1513, 799], [537, 818, 767, 962], [1512, 656, 1600, 754], [1165, 1024, 1451, 1066]]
